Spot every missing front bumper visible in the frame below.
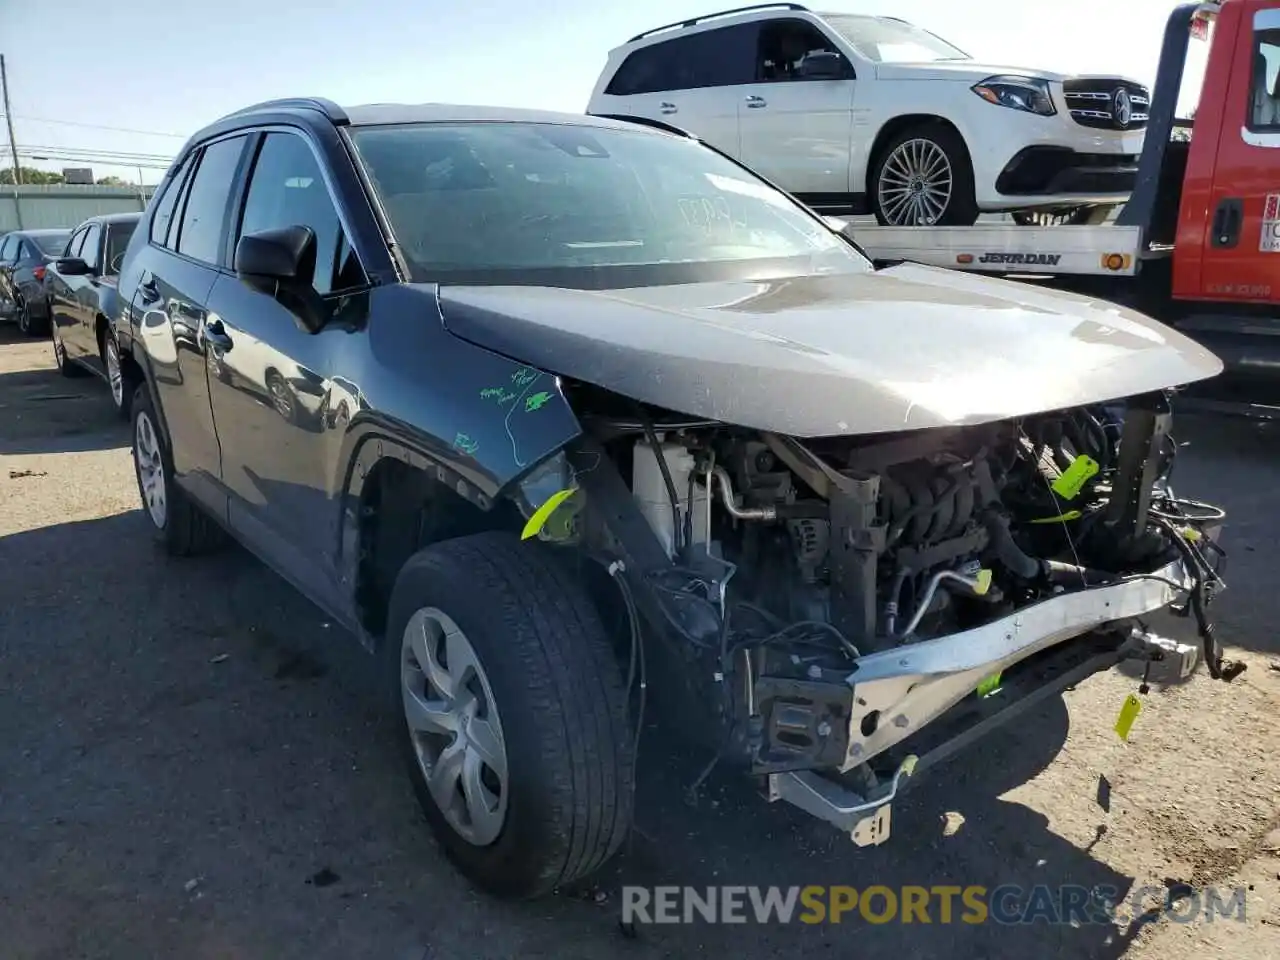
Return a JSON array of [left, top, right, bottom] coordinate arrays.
[[838, 558, 1192, 770]]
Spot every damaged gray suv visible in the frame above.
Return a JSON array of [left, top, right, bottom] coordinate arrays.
[[114, 97, 1233, 900]]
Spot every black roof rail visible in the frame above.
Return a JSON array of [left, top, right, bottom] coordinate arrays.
[[626, 3, 810, 43], [220, 97, 349, 125]]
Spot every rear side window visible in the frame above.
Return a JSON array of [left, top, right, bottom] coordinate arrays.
[[149, 154, 192, 246], [605, 24, 758, 95], [175, 135, 249, 265], [235, 132, 364, 295], [1251, 10, 1280, 130]]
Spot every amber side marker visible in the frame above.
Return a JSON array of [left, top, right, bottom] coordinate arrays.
[[957, 253, 974, 264], [1103, 253, 1132, 271]]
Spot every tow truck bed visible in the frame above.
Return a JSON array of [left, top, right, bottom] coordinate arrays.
[[836, 221, 1150, 278]]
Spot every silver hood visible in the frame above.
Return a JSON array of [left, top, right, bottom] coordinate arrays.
[[437, 263, 1222, 437]]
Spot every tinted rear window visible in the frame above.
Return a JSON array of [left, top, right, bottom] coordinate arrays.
[[30, 232, 70, 256], [606, 24, 758, 95]]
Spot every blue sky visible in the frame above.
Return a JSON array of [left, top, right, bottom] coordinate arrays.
[[1, 0, 1207, 183]]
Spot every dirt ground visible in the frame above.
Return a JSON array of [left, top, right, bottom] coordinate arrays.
[[1, 326, 1277, 960]]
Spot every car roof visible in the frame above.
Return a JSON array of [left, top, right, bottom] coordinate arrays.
[[77, 212, 143, 227], [344, 102, 654, 131], [9, 228, 71, 239]]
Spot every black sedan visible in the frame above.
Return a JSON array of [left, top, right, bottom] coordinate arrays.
[[0, 228, 72, 335], [46, 212, 141, 417]]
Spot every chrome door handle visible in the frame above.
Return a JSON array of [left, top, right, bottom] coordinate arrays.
[[745, 95, 767, 108], [659, 101, 678, 114]]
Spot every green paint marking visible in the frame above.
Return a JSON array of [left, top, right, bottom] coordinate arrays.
[[511, 367, 538, 387], [480, 387, 517, 404], [524, 391, 552, 413], [453, 432, 480, 456]]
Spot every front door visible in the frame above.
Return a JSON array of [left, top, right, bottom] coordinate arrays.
[[66, 222, 103, 362], [205, 129, 367, 591], [1192, 4, 1280, 305], [49, 226, 90, 358], [737, 18, 856, 197]]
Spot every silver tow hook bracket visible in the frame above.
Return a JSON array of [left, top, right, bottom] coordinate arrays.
[[767, 755, 918, 846]]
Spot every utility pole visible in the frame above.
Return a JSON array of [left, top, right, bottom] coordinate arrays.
[[1, 55, 21, 185]]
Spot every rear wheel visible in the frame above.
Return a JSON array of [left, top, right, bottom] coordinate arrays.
[[104, 336, 137, 420], [15, 298, 35, 336], [872, 123, 979, 227], [383, 531, 635, 899], [131, 384, 224, 556]]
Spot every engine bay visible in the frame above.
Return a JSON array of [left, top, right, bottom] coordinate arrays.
[[532, 386, 1230, 779]]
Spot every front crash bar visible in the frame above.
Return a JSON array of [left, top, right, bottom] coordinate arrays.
[[841, 558, 1192, 770]]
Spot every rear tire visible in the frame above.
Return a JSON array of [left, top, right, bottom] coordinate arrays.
[[52, 326, 87, 378], [871, 122, 979, 226], [130, 384, 224, 556], [383, 531, 634, 899]]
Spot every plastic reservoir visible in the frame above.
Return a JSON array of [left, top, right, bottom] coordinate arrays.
[[632, 438, 710, 558]]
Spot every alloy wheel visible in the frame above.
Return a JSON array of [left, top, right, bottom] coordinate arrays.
[[16, 299, 31, 335], [401, 607, 509, 846], [135, 410, 168, 528], [106, 339, 124, 409], [878, 138, 954, 226]]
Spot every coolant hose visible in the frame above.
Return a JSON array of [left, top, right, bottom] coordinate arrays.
[[982, 512, 1041, 580]]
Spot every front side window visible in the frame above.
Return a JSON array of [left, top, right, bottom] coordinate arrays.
[[348, 121, 869, 285], [80, 224, 103, 271], [1250, 11, 1280, 130], [756, 20, 849, 81], [176, 136, 249, 265], [235, 132, 362, 295], [822, 15, 968, 64], [103, 223, 137, 275], [65, 228, 88, 260]]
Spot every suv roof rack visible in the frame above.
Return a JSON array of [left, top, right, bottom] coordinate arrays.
[[625, 3, 811, 43], [220, 97, 349, 125]]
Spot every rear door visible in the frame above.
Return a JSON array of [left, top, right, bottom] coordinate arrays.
[[130, 135, 252, 508], [590, 25, 757, 158], [205, 128, 367, 593], [737, 18, 857, 196], [1193, 4, 1280, 305]]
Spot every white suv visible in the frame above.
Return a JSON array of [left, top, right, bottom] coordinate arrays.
[[586, 3, 1150, 226]]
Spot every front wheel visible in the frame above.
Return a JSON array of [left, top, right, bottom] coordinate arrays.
[[871, 123, 979, 227], [383, 531, 635, 899]]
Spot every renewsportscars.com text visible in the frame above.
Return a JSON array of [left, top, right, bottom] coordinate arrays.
[[620, 884, 1248, 926]]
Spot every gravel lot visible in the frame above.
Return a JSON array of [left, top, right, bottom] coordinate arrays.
[[1, 327, 1277, 960]]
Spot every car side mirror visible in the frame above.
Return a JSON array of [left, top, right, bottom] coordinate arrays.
[[234, 225, 328, 334], [797, 51, 848, 81], [57, 257, 91, 276]]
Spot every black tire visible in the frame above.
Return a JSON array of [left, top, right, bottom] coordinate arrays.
[[130, 383, 224, 557], [15, 297, 36, 337], [383, 531, 635, 899], [871, 122, 979, 226], [1011, 206, 1096, 227]]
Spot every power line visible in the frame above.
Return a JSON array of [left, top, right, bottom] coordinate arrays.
[[17, 151, 172, 170], [1, 113, 187, 139], [18, 144, 175, 162]]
